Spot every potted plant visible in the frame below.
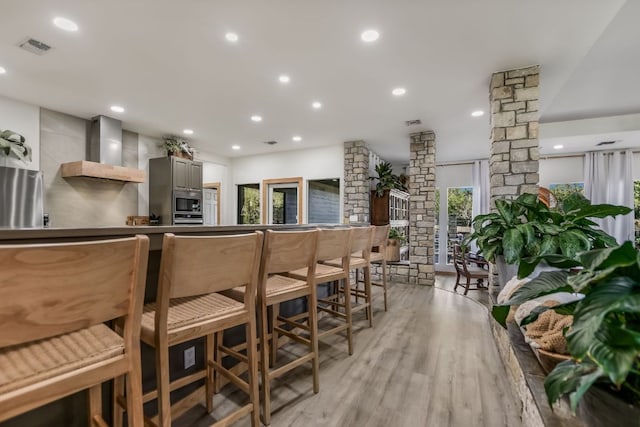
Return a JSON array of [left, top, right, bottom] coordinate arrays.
[[162, 136, 193, 160], [370, 161, 407, 225], [464, 192, 629, 285], [492, 242, 640, 424], [0, 129, 31, 167], [386, 227, 407, 262]]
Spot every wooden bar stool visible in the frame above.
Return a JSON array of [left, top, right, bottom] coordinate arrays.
[[223, 229, 319, 425], [287, 227, 354, 354], [325, 226, 374, 328], [0, 236, 149, 427], [370, 224, 391, 312], [128, 232, 263, 427]]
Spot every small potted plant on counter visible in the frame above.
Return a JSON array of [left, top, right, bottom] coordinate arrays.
[[162, 136, 194, 160], [386, 228, 407, 262], [0, 129, 31, 167]]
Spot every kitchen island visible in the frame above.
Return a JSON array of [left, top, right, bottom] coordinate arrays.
[[0, 224, 347, 427]]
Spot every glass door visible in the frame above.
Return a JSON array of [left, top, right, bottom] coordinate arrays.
[[268, 182, 299, 224]]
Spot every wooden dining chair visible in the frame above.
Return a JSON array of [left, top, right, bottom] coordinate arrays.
[[325, 226, 374, 327], [0, 235, 149, 427], [287, 227, 354, 354], [369, 224, 391, 312], [222, 229, 319, 425], [127, 232, 263, 427], [453, 244, 489, 295]]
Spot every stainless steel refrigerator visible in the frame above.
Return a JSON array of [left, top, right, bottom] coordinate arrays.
[[0, 166, 44, 228]]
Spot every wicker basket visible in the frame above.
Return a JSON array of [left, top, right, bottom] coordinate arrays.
[[535, 348, 571, 373]]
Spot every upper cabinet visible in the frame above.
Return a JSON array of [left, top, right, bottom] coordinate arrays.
[[172, 157, 202, 191]]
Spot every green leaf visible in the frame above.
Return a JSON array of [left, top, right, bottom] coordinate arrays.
[[503, 270, 572, 305], [491, 304, 510, 328], [517, 257, 538, 278], [515, 193, 539, 208], [561, 192, 591, 215], [532, 222, 564, 235], [567, 276, 640, 359], [558, 230, 591, 259], [539, 235, 559, 256], [578, 242, 638, 271], [503, 228, 524, 264], [516, 223, 535, 246], [544, 359, 603, 411], [495, 199, 514, 225], [573, 204, 632, 220]]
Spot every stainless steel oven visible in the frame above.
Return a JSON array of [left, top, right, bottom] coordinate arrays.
[[173, 190, 203, 224]]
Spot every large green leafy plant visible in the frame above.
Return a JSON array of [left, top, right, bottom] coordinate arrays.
[[0, 129, 31, 163], [492, 242, 640, 409], [465, 192, 629, 270], [370, 161, 405, 197]]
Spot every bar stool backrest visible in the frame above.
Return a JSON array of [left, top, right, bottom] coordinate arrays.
[[316, 228, 353, 262], [260, 229, 318, 293], [0, 236, 149, 348], [159, 232, 264, 307], [350, 226, 374, 260], [372, 224, 390, 251]]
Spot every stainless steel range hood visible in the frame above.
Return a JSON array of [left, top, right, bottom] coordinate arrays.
[[61, 115, 145, 183]]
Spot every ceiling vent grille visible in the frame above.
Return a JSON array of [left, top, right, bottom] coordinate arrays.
[[596, 140, 616, 146], [263, 140, 278, 145], [17, 37, 53, 55], [405, 119, 422, 126]]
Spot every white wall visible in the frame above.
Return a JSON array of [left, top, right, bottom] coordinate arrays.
[[198, 151, 231, 224], [230, 144, 344, 224], [539, 156, 585, 187], [0, 95, 40, 170]]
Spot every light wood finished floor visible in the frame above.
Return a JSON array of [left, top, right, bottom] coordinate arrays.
[[177, 280, 523, 427]]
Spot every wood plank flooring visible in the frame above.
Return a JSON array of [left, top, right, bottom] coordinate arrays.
[[177, 279, 523, 427]]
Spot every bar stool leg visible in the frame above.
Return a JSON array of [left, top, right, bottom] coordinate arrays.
[[364, 266, 373, 328], [205, 334, 215, 412], [308, 292, 320, 394], [88, 383, 102, 426], [259, 299, 272, 425], [382, 260, 388, 312], [246, 317, 260, 427], [155, 341, 172, 427], [270, 303, 280, 368], [112, 376, 124, 427], [339, 279, 351, 355], [126, 354, 145, 427], [214, 332, 223, 393]]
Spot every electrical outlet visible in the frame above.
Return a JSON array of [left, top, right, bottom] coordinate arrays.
[[184, 346, 195, 369]]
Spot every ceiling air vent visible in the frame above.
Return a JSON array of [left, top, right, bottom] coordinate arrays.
[[405, 119, 422, 126], [596, 140, 616, 146], [263, 140, 278, 145], [17, 37, 53, 55]]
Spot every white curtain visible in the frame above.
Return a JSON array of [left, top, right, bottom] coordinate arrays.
[[583, 150, 634, 244], [471, 160, 490, 252]]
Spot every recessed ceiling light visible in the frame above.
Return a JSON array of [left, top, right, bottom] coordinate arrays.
[[183, 129, 194, 135], [471, 110, 485, 117], [392, 87, 406, 96], [312, 101, 322, 109], [225, 32, 239, 42], [0, 66, 6, 75], [110, 105, 125, 113], [231, 145, 241, 150], [53, 17, 78, 32], [250, 115, 262, 122], [553, 144, 564, 150], [292, 136, 302, 142], [279, 75, 290, 84], [361, 29, 380, 42]]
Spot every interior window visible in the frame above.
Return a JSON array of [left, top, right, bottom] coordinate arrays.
[[447, 187, 473, 264], [308, 179, 340, 224]]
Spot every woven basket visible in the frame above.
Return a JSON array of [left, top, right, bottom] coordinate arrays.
[[535, 348, 571, 373]]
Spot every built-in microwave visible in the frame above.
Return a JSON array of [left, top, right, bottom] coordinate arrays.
[[173, 190, 203, 224]]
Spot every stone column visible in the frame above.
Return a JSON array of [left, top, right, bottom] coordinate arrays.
[[489, 65, 540, 207], [343, 140, 370, 223], [409, 131, 436, 286]]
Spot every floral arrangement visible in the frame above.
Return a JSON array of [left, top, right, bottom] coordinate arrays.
[[0, 129, 31, 163], [162, 136, 194, 160]]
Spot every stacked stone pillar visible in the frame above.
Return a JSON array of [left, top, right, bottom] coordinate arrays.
[[489, 65, 540, 206], [343, 140, 370, 224], [408, 131, 436, 286], [489, 65, 540, 285]]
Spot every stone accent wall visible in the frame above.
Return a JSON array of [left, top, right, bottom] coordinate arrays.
[[489, 65, 540, 207], [408, 131, 436, 286], [343, 140, 370, 223]]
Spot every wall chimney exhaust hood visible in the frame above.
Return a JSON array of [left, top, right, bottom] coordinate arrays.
[[61, 115, 145, 183]]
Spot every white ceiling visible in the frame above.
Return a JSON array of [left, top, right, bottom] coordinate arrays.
[[0, 0, 637, 163]]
